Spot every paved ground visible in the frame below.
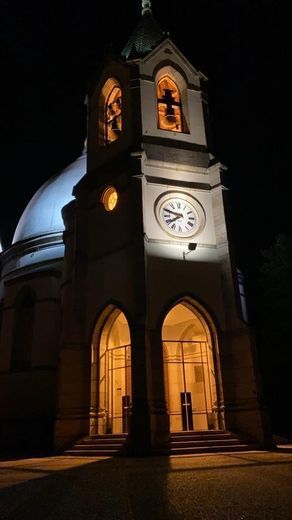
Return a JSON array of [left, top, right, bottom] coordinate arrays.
[[0, 450, 292, 519]]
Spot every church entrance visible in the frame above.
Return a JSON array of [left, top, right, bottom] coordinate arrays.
[[162, 302, 219, 432], [95, 309, 131, 435]]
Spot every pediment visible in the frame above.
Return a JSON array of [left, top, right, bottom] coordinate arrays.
[[140, 38, 207, 82]]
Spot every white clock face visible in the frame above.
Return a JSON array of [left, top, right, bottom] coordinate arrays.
[[158, 197, 199, 237]]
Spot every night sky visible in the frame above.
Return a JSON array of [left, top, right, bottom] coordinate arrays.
[[0, 0, 290, 295]]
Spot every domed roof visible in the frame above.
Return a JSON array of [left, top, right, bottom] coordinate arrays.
[[13, 153, 86, 244]]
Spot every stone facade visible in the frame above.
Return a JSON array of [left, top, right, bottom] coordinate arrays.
[[0, 19, 271, 455]]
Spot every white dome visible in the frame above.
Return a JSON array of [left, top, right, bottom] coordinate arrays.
[[13, 153, 86, 244]]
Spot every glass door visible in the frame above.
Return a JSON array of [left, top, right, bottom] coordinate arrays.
[[97, 310, 132, 435], [106, 344, 131, 434], [163, 340, 215, 431]]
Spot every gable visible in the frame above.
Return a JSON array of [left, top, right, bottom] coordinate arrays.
[[139, 38, 207, 86]]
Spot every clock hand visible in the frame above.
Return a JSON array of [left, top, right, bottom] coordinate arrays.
[[169, 215, 181, 223], [164, 209, 183, 218]]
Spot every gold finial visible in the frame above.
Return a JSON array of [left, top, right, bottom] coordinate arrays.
[[142, 0, 152, 15]]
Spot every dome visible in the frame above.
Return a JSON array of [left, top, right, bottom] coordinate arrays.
[[13, 153, 86, 244]]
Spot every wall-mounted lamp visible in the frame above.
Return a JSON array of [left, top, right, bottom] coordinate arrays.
[[183, 242, 197, 260]]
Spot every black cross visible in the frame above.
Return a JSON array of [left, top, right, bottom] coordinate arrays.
[[158, 88, 180, 113]]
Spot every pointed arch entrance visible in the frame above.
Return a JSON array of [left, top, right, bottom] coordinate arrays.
[[162, 301, 221, 432], [91, 307, 131, 435]]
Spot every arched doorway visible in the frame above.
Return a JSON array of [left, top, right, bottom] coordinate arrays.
[[91, 308, 131, 435], [162, 302, 220, 432]]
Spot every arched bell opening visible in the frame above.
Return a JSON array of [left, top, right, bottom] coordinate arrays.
[[162, 300, 223, 432], [90, 306, 132, 435], [98, 78, 122, 146], [155, 65, 190, 134], [157, 76, 183, 132]]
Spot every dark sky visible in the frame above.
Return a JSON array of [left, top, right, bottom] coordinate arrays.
[[0, 0, 290, 286]]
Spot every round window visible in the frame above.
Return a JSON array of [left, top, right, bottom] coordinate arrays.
[[101, 186, 118, 211]]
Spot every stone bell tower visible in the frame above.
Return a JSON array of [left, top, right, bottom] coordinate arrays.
[[54, 1, 270, 455]]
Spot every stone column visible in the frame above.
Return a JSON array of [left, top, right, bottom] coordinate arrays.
[[147, 327, 169, 451], [128, 319, 151, 455], [54, 200, 90, 449], [54, 344, 90, 449]]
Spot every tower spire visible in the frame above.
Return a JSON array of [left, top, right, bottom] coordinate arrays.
[[122, 0, 164, 59], [142, 0, 152, 15]]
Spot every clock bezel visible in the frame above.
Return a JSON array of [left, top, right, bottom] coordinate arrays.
[[101, 185, 118, 212], [154, 191, 206, 238]]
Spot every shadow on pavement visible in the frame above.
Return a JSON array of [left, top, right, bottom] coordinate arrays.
[[1, 452, 292, 519], [0, 456, 173, 519]]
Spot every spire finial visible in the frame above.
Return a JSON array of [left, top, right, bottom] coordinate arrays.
[[142, 0, 152, 15]]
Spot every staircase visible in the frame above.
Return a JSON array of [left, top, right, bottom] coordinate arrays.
[[64, 434, 128, 457], [64, 430, 259, 457], [169, 430, 259, 456]]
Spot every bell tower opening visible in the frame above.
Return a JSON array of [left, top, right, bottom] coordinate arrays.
[[98, 78, 122, 146], [157, 76, 182, 132], [162, 302, 220, 432], [105, 85, 122, 144]]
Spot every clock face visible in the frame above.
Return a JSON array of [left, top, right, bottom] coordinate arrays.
[[101, 186, 118, 211], [158, 196, 199, 237]]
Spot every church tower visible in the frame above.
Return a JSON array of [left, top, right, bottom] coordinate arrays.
[[54, 1, 270, 454]]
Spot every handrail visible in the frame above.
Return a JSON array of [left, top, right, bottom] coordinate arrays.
[[162, 340, 209, 344]]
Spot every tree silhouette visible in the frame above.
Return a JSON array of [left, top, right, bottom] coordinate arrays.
[[257, 233, 292, 436]]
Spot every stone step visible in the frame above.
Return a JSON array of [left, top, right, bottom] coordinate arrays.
[[171, 438, 242, 448], [65, 449, 120, 457], [64, 431, 257, 457], [171, 430, 231, 437], [73, 443, 125, 449], [86, 434, 127, 440], [168, 430, 259, 455], [170, 433, 238, 441], [170, 444, 255, 455], [64, 433, 128, 457], [76, 439, 126, 445]]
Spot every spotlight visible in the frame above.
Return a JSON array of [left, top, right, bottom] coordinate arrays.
[[183, 243, 197, 260]]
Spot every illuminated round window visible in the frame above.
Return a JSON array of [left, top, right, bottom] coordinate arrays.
[[101, 186, 118, 211]]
